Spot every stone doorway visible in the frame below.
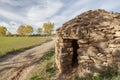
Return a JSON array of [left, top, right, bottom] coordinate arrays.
[[71, 39, 79, 68]]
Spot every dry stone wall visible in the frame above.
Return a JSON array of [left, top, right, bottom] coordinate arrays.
[[55, 9, 120, 80]]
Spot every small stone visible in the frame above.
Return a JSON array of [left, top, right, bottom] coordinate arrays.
[[109, 44, 116, 48], [106, 54, 112, 58], [112, 49, 120, 57], [93, 73, 100, 76], [78, 39, 88, 43], [114, 25, 120, 30], [115, 31, 120, 36], [79, 56, 90, 60], [99, 42, 108, 49], [87, 47, 97, 56], [94, 64, 102, 69], [103, 62, 108, 66], [104, 48, 113, 54]]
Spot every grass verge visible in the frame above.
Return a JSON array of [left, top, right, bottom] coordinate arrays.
[[26, 48, 56, 80]]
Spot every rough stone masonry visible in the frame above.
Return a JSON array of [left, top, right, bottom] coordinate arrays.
[[54, 9, 120, 80]]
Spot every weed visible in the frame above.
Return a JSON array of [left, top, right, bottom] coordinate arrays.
[[73, 64, 120, 80], [28, 49, 56, 80]]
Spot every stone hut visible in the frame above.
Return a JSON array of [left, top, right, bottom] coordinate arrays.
[[55, 9, 120, 80]]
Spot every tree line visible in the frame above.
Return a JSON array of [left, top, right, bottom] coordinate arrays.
[[0, 22, 54, 36]]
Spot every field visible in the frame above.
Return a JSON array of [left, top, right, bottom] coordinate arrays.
[[0, 37, 50, 57]]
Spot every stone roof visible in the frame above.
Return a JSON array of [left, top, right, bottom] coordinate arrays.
[[56, 9, 120, 40]]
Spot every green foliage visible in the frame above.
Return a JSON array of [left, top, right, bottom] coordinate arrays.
[[37, 27, 42, 34], [43, 22, 54, 35], [0, 26, 7, 36], [17, 25, 25, 35], [30, 76, 43, 80], [23, 25, 33, 35], [17, 25, 33, 36], [73, 65, 120, 80]]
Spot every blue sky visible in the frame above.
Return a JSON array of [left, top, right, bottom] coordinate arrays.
[[0, 0, 120, 33]]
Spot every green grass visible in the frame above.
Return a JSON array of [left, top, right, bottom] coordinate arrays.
[[27, 48, 56, 80], [0, 37, 50, 57]]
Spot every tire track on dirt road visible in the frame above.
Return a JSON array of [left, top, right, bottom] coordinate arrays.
[[0, 41, 55, 80]]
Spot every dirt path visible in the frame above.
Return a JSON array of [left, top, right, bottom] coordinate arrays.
[[0, 41, 55, 80]]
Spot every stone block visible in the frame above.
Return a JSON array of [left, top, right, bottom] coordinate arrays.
[[109, 44, 116, 48], [114, 25, 120, 30], [112, 49, 120, 57], [77, 39, 88, 43], [87, 47, 97, 56], [79, 56, 90, 60], [115, 31, 120, 36]]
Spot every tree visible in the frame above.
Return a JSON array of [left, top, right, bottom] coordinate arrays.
[[0, 26, 7, 36], [43, 22, 54, 35], [7, 31, 12, 36], [37, 27, 42, 34], [23, 25, 33, 35], [17, 25, 25, 35]]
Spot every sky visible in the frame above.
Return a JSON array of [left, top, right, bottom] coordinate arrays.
[[0, 0, 120, 34]]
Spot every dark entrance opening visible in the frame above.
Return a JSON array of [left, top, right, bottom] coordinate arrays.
[[71, 39, 79, 68]]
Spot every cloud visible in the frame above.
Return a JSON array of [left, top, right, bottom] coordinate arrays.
[[0, 9, 28, 24], [50, 0, 120, 30], [0, 21, 19, 34], [0, 0, 120, 33], [100, 0, 120, 11], [0, 0, 11, 3], [0, 0, 34, 7], [50, 0, 90, 29], [27, 0, 63, 21]]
